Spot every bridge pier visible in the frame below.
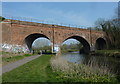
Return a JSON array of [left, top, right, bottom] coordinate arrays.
[[90, 45, 96, 51], [52, 44, 61, 54], [1, 20, 106, 54]]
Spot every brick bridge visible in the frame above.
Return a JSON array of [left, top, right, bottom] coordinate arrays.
[[1, 19, 107, 53]]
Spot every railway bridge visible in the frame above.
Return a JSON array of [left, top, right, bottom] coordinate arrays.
[[1, 19, 107, 53]]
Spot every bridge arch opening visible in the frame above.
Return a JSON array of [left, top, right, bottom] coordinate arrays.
[[62, 36, 90, 54], [24, 33, 51, 52], [95, 38, 107, 50]]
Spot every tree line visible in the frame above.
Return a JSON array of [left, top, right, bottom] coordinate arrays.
[[94, 17, 120, 49], [61, 43, 83, 53]]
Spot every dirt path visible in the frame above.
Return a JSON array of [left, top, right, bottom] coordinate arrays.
[[1, 55, 41, 75]]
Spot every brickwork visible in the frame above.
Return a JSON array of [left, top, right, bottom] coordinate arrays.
[[1, 19, 105, 53]]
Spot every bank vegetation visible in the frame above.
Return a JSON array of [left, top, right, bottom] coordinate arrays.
[[50, 55, 118, 82]]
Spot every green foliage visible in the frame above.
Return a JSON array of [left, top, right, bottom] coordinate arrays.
[[50, 56, 118, 82], [2, 55, 119, 82], [49, 71, 117, 82], [61, 43, 83, 53], [0, 16, 5, 21], [2, 52, 32, 65], [24, 54, 32, 57], [95, 18, 120, 49], [32, 38, 51, 49], [33, 46, 52, 54], [92, 50, 120, 57], [39, 46, 51, 51], [2, 55, 52, 82]]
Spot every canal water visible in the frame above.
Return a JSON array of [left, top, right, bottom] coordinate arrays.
[[61, 52, 120, 75]]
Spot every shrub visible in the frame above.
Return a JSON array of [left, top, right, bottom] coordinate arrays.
[[0, 16, 5, 21]]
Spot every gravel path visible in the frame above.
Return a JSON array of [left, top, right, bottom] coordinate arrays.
[[1, 55, 41, 75]]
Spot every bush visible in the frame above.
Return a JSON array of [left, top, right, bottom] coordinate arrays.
[[0, 16, 5, 21]]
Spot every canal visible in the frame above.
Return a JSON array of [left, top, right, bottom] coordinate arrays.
[[61, 52, 120, 75]]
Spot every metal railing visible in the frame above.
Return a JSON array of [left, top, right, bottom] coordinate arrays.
[[2, 14, 88, 29]]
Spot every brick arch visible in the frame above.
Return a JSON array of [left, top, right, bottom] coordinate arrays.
[[61, 35, 90, 54], [60, 33, 90, 44], [1, 20, 106, 53], [95, 37, 107, 50], [24, 33, 51, 52]]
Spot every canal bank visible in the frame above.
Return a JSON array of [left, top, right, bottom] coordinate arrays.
[[3, 53, 119, 83], [90, 50, 120, 58]]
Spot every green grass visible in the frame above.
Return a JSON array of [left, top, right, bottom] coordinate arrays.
[[0, 51, 9, 55], [50, 56, 118, 82], [2, 53, 32, 65], [2, 55, 119, 82], [91, 50, 120, 57], [2, 55, 53, 82], [95, 50, 120, 53], [61, 49, 79, 53]]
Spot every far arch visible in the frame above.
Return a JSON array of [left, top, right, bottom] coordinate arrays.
[[24, 33, 51, 52], [95, 37, 107, 50], [62, 36, 90, 54]]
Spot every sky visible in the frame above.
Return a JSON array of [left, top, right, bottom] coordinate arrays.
[[2, 2, 118, 27], [1, 2, 118, 45], [1, 0, 120, 2], [32, 38, 52, 48], [32, 38, 80, 47]]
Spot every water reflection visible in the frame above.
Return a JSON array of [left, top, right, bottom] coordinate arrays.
[[62, 53, 85, 64], [61, 52, 120, 75]]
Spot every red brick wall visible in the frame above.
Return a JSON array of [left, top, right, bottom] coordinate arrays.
[[1, 21, 105, 48]]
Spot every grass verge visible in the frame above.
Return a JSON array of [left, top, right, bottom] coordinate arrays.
[[2, 51, 32, 65], [90, 50, 120, 58], [2, 54, 119, 82], [50, 56, 118, 82], [2, 55, 52, 82]]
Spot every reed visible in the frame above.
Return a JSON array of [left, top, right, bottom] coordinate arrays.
[[50, 55, 117, 82]]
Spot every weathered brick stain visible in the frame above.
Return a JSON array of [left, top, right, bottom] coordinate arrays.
[[1, 19, 105, 51]]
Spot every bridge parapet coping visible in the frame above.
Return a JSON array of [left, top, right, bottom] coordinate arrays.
[[2, 19, 103, 34]]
